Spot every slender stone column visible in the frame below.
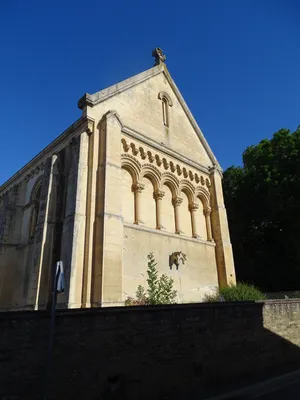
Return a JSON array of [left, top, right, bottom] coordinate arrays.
[[204, 207, 213, 241], [172, 196, 183, 234], [132, 182, 145, 225], [153, 190, 165, 230], [189, 202, 199, 238]]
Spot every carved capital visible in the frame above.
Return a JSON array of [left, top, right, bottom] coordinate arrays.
[[189, 203, 199, 212], [172, 196, 183, 207], [203, 207, 211, 217], [153, 190, 165, 201], [132, 183, 145, 193]]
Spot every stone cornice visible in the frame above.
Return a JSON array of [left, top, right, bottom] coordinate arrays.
[[124, 222, 216, 247], [78, 65, 163, 110], [0, 116, 95, 196], [209, 165, 223, 177]]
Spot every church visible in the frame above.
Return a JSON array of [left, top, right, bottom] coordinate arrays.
[[0, 49, 236, 310]]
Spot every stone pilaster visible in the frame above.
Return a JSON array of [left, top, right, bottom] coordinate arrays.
[[68, 130, 90, 308], [92, 111, 123, 307], [82, 118, 96, 308], [210, 168, 236, 287]]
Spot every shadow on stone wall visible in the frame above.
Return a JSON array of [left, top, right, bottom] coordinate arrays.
[[1, 301, 300, 399]]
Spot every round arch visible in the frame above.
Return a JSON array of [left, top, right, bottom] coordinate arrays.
[[158, 91, 173, 107], [140, 164, 161, 192], [195, 186, 210, 209], [179, 179, 195, 204], [161, 172, 179, 197], [30, 175, 43, 203], [121, 154, 141, 185]]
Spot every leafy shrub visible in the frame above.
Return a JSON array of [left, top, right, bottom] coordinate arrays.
[[202, 291, 222, 302], [203, 282, 266, 302], [125, 253, 177, 306]]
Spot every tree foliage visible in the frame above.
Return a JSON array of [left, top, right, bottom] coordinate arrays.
[[223, 126, 300, 291], [125, 253, 177, 306]]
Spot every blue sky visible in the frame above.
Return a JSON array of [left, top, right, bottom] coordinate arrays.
[[0, 0, 299, 185]]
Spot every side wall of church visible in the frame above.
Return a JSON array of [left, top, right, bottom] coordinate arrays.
[[0, 118, 93, 311], [0, 170, 44, 309]]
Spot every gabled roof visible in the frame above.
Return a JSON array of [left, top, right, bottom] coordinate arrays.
[[78, 63, 220, 169]]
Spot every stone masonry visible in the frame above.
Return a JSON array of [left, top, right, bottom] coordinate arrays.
[[0, 49, 236, 310]]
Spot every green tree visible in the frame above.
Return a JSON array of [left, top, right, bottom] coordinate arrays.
[[223, 126, 300, 291], [125, 253, 177, 305]]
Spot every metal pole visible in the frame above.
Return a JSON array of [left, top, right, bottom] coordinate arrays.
[[43, 269, 58, 400]]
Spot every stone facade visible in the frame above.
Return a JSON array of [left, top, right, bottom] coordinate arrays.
[[0, 52, 236, 310]]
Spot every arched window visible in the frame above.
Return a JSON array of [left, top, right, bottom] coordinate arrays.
[[162, 98, 169, 127], [158, 91, 173, 128], [29, 184, 41, 239]]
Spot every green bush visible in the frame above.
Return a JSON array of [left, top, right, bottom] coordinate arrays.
[[125, 253, 177, 306], [202, 292, 222, 302], [203, 282, 266, 302]]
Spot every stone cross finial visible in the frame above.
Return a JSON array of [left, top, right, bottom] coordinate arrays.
[[152, 47, 166, 66]]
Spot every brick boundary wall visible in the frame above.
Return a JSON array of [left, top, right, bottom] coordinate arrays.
[[1, 300, 300, 399]]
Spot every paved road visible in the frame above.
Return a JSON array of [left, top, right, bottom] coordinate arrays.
[[256, 380, 300, 399], [204, 369, 300, 400]]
